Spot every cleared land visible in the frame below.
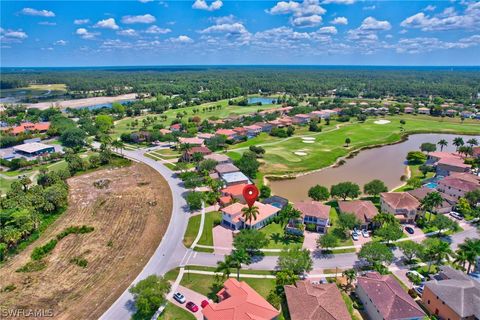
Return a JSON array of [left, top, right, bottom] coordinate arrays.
[[23, 93, 137, 110], [228, 115, 480, 175], [0, 163, 172, 320]]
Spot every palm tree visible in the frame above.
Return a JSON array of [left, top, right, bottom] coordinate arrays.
[[112, 140, 124, 155], [230, 249, 251, 280], [179, 143, 192, 153], [241, 205, 259, 229], [437, 139, 448, 152], [372, 212, 397, 228], [342, 269, 357, 289], [421, 192, 443, 221], [457, 239, 480, 273], [467, 138, 478, 147], [454, 249, 469, 271], [216, 255, 234, 279], [452, 137, 464, 151]]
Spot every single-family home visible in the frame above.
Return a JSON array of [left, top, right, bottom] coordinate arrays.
[[422, 266, 480, 320], [181, 146, 212, 162], [215, 129, 237, 140], [202, 278, 279, 320], [203, 153, 232, 164], [178, 137, 204, 146], [293, 201, 331, 233], [267, 119, 284, 128], [220, 183, 248, 206], [404, 107, 414, 114], [159, 128, 172, 135], [279, 116, 293, 126], [215, 163, 240, 175], [445, 109, 456, 117], [380, 192, 420, 223], [254, 122, 273, 133], [262, 195, 289, 210], [221, 171, 251, 186], [417, 107, 430, 115], [407, 187, 457, 213], [338, 200, 379, 230], [131, 131, 151, 143], [473, 146, 480, 159], [197, 132, 215, 140], [220, 201, 281, 230], [292, 114, 310, 125], [170, 123, 182, 132], [0, 122, 51, 135], [428, 151, 471, 176], [460, 111, 473, 118], [437, 173, 480, 199], [244, 124, 262, 137], [233, 127, 247, 137], [284, 281, 350, 320], [356, 272, 425, 320]]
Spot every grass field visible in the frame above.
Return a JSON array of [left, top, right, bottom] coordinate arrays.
[[183, 211, 222, 248], [159, 303, 195, 320], [260, 222, 304, 249], [228, 115, 480, 175]]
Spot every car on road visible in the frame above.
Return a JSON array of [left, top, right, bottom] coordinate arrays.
[[406, 270, 426, 283], [186, 301, 199, 312], [352, 232, 359, 241], [201, 300, 209, 308], [405, 226, 415, 234], [361, 229, 369, 238], [173, 292, 186, 304], [450, 211, 463, 220]]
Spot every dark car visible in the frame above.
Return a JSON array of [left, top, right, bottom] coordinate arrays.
[[405, 226, 414, 234], [186, 302, 199, 313]]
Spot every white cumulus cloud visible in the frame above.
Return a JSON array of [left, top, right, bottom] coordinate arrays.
[[331, 16, 348, 25], [169, 35, 193, 43], [145, 25, 172, 34], [54, 39, 68, 46], [121, 14, 156, 24], [317, 26, 337, 34], [200, 22, 248, 34], [94, 18, 119, 30], [0, 28, 28, 43], [76, 28, 99, 39], [192, 0, 223, 11], [117, 29, 139, 37], [292, 15, 323, 27], [359, 16, 391, 31], [322, 0, 355, 4], [74, 19, 90, 25], [21, 8, 55, 17], [267, 0, 326, 27]]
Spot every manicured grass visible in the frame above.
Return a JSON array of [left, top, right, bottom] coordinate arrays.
[[229, 115, 480, 175], [183, 211, 222, 248], [341, 292, 362, 320], [159, 303, 195, 320], [260, 222, 303, 249], [328, 208, 354, 247], [185, 265, 275, 275]]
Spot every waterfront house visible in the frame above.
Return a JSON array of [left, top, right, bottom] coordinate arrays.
[[254, 122, 273, 133], [422, 267, 480, 320], [380, 192, 420, 223], [284, 281, 350, 320], [279, 116, 293, 126], [220, 183, 248, 205], [215, 128, 237, 140], [262, 195, 289, 210], [338, 200, 378, 230], [292, 114, 310, 124], [356, 272, 425, 320], [473, 146, 480, 159], [233, 127, 247, 137], [407, 187, 457, 214], [244, 124, 262, 137], [437, 173, 480, 200], [220, 201, 281, 230], [215, 163, 240, 175], [428, 152, 471, 176], [204, 153, 232, 164], [181, 146, 212, 162], [293, 201, 331, 233], [202, 278, 279, 320], [221, 171, 251, 186]]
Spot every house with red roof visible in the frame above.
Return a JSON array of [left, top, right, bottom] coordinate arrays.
[[170, 123, 182, 132], [1, 122, 50, 135], [244, 124, 262, 137], [428, 152, 471, 176], [215, 128, 237, 140], [202, 278, 279, 320], [293, 201, 331, 233], [292, 114, 310, 124], [178, 137, 204, 146], [220, 201, 280, 230], [338, 200, 379, 230], [437, 173, 480, 200], [380, 192, 420, 223], [220, 183, 248, 206], [181, 146, 212, 162], [233, 127, 247, 137], [356, 272, 425, 320]]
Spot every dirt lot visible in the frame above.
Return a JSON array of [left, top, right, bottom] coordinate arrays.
[[0, 163, 172, 319]]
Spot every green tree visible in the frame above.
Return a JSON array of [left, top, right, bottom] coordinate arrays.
[[185, 192, 203, 211], [397, 240, 423, 263], [431, 214, 459, 236], [375, 222, 403, 243], [230, 249, 251, 280], [241, 205, 259, 229], [233, 229, 268, 255], [275, 269, 299, 287], [421, 191, 444, 220], [467, 138, 478, 147], [342, 269, 357, 287], [235, 151, 260, 178], [464, 189, 480, 207], [60, 127, 87, 149], [456, 238, 480, 273], [358, 241, 394, 266], [260, 185, 271, 199], [95, 115, 114, 133], [337, 212, 360, 234], [437, 139, 448, 151], [422, 238, 453, 272], [420, 142, 436, 153], [317, 232, 338, 249], [277, 245, 313, 275], [453, 137, 464, 151], [363, 179, 387, 198], [406, 151, 427, 164], [216, 255, 235, 279], [308, 185, 330, 201], [372, 212, 397, 228], [344, 137, 351, 147], [129, 275, 171, 319], [330, 182, 360, 200]]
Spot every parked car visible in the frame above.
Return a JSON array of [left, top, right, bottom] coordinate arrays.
[[361, 229, 369, 238], [186, 302, 199, 312], [450, 211, 463, 220], [352, 232, 359, 241], [405, 226, 415, 234], [414, 285, 424, 296], [406, 270, 426, 283], [173, 292, 186, 304], [201, 300, 209, 308]]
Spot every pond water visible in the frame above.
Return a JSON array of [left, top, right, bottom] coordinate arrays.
[[79, 99, 134, 111], [268, 133, 477, 202], [248, 97, 276, 105]]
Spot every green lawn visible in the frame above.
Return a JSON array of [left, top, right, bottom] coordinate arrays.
[[159, 303, 195, 320], [328, 208, 354, 247], [183, 211, 222, 248], [228, 115, 480, 175], [259, 222, 303, 249]]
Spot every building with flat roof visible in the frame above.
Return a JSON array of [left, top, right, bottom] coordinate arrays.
[[13, 142, 55, 157], [221, 171, 251, 186]]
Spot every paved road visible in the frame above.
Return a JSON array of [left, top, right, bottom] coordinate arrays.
[[101, 147, 479, 319]]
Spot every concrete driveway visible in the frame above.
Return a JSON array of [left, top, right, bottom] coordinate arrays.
[[402, 224, 425, 241], [170, 284, 209, 320], [303, 231, 319, 250], [213, 225, 233, 254]]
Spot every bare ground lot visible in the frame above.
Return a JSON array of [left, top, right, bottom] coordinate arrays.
[[0, 163, 172, 320], [23, 93, 137, 110]]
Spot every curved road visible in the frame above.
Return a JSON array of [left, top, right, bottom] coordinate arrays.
[[101, 147, 479, 319]]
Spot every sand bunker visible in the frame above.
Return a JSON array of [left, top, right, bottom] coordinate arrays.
[[294, 151, 308, 156], [302, 137, 315, 141], [303, 140, 315, 144], [374, 120, 391, 125]]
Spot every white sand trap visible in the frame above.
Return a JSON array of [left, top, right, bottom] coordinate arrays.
[[294, 151, 308, 156], [374, 120, 391, 125], [302, 137, 315, 141], [303, 140, 315, 144]]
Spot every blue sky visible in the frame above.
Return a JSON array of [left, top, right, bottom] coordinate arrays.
[[1, 0, 479, 66]]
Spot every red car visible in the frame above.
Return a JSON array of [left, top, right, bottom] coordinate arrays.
[[201, 300, 209, 308], [186, 301, 199, 313]]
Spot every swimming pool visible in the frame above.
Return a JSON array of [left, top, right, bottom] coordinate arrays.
[[424, 182, 438, 189]]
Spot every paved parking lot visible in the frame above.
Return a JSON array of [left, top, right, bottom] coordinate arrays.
[[169, 284, 208, 320]]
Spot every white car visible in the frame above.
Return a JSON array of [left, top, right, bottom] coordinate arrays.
[[361, 229, 370, 238], [449, 211, 463, 220], [351, 232, 359, 241], [173, 292, 186, 304]]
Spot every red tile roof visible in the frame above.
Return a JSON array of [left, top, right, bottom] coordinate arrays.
[[357, 272, 425, 320], [202, 278, 279, 320], [380, 192, 420, 211], [284, 281, 350, 320], [1, 122, 50, 135], [221, 183, 248, 197], [216, 129, 236, 137], [293, 201, 331, 220], [338, 200, 378, 223], [221, 201, 280, 225], [439, 176, 479, 192]]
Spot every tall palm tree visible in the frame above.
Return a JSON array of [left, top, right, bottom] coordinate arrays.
[[434, 241, 453, 265], [372, 212, 397, 228], [241, 205, 259, 229], [230, 249, 251, 280], [467, 138, 478, 147], [421, 192, 444, 221], [457, 239, 480, 273], [437, 139, 448, 152], [452, 137, 464, 151], [342, 269, 357, 288], [216, 255, 234, 279], [454, 249, 469, 271], [112, 140, 124, 155]]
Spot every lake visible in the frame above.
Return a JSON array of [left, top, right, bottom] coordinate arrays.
[[248, 97, 276, 105], [268, 133, 477, 202], [80, 99, 134, 111]]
